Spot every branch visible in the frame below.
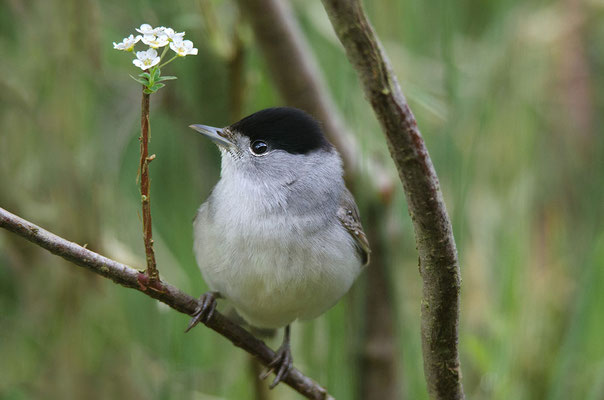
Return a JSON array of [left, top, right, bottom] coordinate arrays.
[[236, 0, 393, 197], [0, 206, 332, 400], [320, 1, 465, 399], [139, 89, 158, 281]]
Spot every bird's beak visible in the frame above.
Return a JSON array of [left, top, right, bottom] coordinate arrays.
[[189, 124, 235, 149]]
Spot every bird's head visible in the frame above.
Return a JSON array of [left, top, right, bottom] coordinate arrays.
[[190, 107, 337, 185]]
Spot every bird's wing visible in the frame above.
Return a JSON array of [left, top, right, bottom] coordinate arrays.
[[337, 188, 371, 266]]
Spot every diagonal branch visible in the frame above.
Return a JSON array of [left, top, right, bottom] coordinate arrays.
[[236, 0, 355, 169], [0, 206, 332, 400], [320, 1, 464, 399], [236, 0, 393, 196]]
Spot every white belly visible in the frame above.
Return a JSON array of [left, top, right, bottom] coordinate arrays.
[[193, 203, 362, 329]]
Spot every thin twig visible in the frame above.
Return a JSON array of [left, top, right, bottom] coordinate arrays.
[[139, 89, 158, 281], [0, 206, 332, 400], [320, 1, 465, 399]]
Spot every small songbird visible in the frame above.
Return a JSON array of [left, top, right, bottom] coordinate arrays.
[[186, 107, 370, 388]]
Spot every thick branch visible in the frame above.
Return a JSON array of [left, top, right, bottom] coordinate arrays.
[[139, 90, 158, 281], [320, 1, 464, 399], [0, 206, 332, 400]]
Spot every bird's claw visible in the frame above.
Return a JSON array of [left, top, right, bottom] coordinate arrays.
[[261, 341, 293, 389], [185, 291, 219, 333]]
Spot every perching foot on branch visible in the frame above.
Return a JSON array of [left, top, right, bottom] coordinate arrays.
[[261, 324, 293, 389], [185, 291, 221, 332]]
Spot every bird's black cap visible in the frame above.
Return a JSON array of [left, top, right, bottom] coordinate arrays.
[[229, 107, 332, 155]]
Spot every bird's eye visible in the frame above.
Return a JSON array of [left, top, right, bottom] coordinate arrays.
[[250, 140, 268, 155]]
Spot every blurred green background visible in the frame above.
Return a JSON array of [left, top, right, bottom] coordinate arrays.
[[1, 0, 603, 399]]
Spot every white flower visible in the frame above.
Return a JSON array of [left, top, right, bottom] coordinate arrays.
[[136, 23, 162, 35], [113, 34, 141, 51], [132, 48, 161, 70], [162, 27, 185, 42], [169, 39, 198, 56], [141, 34, 169, 49]]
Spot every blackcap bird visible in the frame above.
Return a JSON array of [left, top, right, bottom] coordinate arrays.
[[186, 107, 370, 388]]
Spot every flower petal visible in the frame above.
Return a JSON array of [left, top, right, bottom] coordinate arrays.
[[136, 50, 147, 60], [149, 57, 161, 68], [136, 23, 154, 34], [133, 59, 146, 70]]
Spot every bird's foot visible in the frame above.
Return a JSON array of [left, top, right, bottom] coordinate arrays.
[[260, 325, 293, 389], [185, 291, 220, 333]]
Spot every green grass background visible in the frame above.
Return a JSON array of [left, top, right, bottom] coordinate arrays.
[[1, 0, 603, 399]]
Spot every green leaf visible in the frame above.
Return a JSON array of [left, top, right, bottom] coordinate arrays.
[[152, 68, 161, 81], [149, 82, 165, 91], [143, 87, 154, 94], [130, 75, 149, 85], [139, 72, 151, 80], [156, 75, 177, 82]]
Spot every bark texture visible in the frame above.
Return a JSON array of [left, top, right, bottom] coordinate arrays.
[[320, 1, 464, 399], [0, 206, 332, 400], [139, 90, 158, 281]]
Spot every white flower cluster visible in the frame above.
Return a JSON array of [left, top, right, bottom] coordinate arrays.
[[113, 24, 198, 70]]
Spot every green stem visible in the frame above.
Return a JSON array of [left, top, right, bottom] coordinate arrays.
[[144, 46, 172, 85], [158, 55, 178, 69], [159, 45, 170, 62]]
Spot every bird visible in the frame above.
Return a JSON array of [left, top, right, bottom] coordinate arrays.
[[186, 107, 370, 388]]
